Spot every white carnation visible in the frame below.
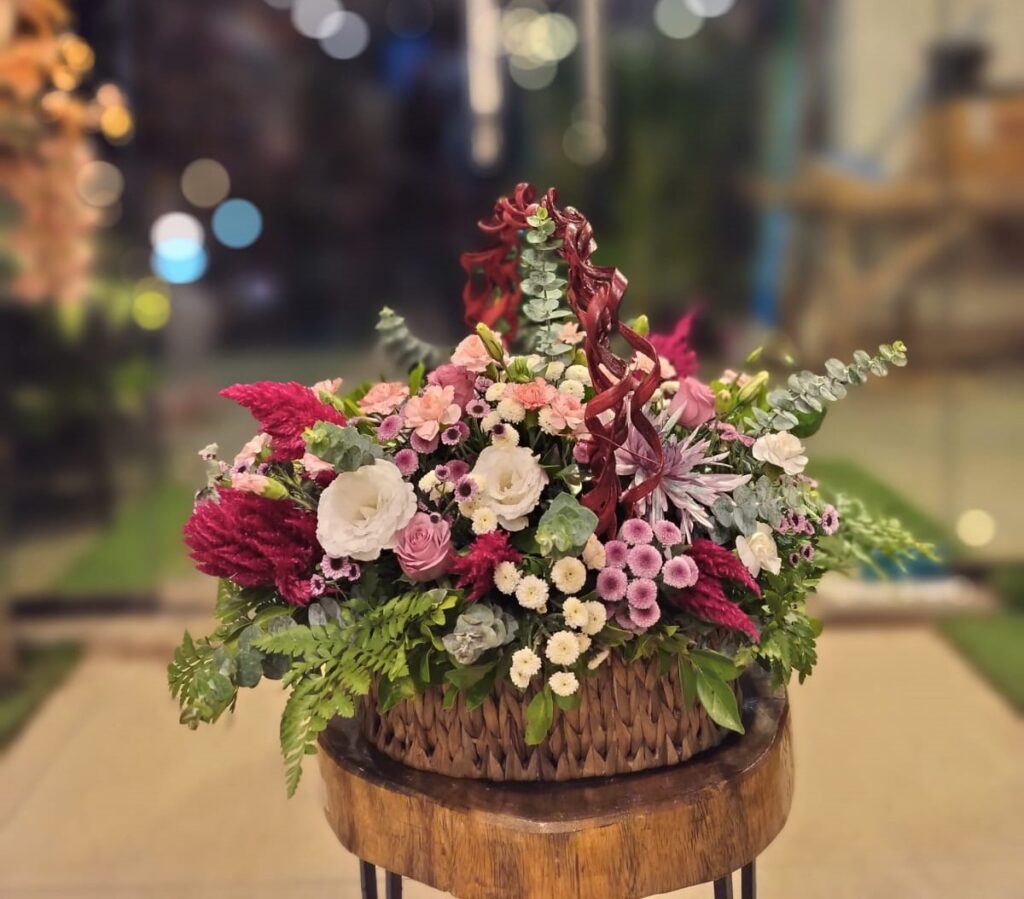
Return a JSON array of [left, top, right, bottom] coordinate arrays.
[[551, 557, 587, 595], [316, 459, 417, 561], [752, 432, 808, 476], [470, 444, 548, 531], [549, 671, 580, 697], [515, 575, 549, 610], [493, 560, 521, 595], [545, 630, 581, 666], [562, 596, 589, 629], [581, 601, 607, 636]]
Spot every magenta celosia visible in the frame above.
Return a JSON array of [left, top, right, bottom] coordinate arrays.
[[221, 381, 346, 462], [648, 311, 699, 378], [183, 488, 321, 606], [669, 540, 761, 641], [449, 531, 522, 602]]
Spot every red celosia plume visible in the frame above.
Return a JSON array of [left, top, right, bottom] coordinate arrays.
[[670, 540, 761, 642], [183, 488, 321, 606], [649, 311, 699, 379], [449, 531, 522, 602], [220, 381, 346, 462]]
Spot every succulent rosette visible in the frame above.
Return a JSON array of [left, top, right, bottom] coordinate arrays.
[[171, 185, 934, 794]]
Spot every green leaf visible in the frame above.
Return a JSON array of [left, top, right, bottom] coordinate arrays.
[[677, 654, 697, 711], [690, 649, 741, 682], [553, 691, 580, 712], [235, 649, 265, 688], [444, 661, 495, 690], [535, 493, 599, 556], [407, 361, 426, 394], [695, 670, 744, 734], [303, 422, 382, 472], [525, 687, 554, 745]]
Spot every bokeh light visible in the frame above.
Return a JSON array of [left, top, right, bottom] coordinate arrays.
[[60, 35, 95, 73], [150, 212, 204, 249], [502, 7, 578, 67], [263, 0, 293, 8], [320, 12, 371, 60], [151, 240, 209, 284], [386, 0, 433, 39], [956, 509, 996, 548], [75, 161, 124, 207], [132, 289, 172, 330], [212, 199, 263, 248], [654, 0, 704, 40], [509, 58, 557, 91], [181, 159, 231, 208], [291, 0, 343, 38], [685, 0, 737, 17], [51, 66, 79, 92], [100, 105, 134, 142], [563, 121, 607, 166]]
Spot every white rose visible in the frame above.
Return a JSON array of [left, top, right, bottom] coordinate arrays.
[[470, 444, 548, 531], [316, 459, 417, 561], [736, 522, 782, 577], [752, 432, 808, 476]]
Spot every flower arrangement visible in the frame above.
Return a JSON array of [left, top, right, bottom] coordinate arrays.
[[170, 184, 932, 794]]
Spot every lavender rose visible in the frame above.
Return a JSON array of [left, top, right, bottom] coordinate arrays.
[[393, 512, 454, 582]]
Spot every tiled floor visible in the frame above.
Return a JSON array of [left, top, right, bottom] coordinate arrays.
[[1, 627, 1021, 898]]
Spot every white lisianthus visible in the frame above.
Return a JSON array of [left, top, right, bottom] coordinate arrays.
[[496, 397, 526, 423], [551, 557, 587, 594], [316, 459, 417, 561], [752, 432, 808, 476], [549, 671, 580, 697], [558, 379, 585, 400], [581, 534, 606, 570], [515, 575, 549, 610], [564, 364, 592, 386], [545, 631, 581, 666], [470, 444, 548, 531], [493, 560, 521, 595], [736, 522, 782, 577], [581, 601, 608, 636], [561, 596, 589, 629], [471, 507, 498, 535]]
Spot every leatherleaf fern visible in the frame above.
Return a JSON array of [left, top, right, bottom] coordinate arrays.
[[253, 588, 459, 795]]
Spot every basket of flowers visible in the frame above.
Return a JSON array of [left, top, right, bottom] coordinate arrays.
[[170, 184, 931, 794]]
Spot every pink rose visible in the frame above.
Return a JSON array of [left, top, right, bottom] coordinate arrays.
[[451, 335, 492, 373], [359, 381, 409, 416], [508, 377, 557, 410], [671, 376, 716, 428], [427, 363, 476, 408], [403, 384, 461, 442], [393, 512, 453, 582]]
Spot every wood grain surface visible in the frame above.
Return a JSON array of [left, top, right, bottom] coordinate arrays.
[[318, 667, 793, 899]]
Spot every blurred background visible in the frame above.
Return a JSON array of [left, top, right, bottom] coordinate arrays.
[[1, 0, 1021, 896]]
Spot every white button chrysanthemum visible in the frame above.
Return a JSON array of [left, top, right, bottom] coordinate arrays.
[[480, 411, 502, 432], [511, 647, 541, 676], [545, 361, 566, 381], [491, 425, 520, 447], [471, 507, 498, 535], [564, 364, 592, 386], [515, 574, 549, 610], [485, 382, 506, 402], [549, 671, 580, 697], [558, 378, 585, 400], [496, 397, 526, 423], [551, 557, 587, 594], [417, 471, 438, 493], [575, 633, 592, 654], [588, 648, 610, 670], [537, 408, 558, 435], [545, 630, 581, 666], [581, 534, 606, 570], [581, 601, 608, 636], [562, 596, 589, 629], [493, 560, 521, 595]]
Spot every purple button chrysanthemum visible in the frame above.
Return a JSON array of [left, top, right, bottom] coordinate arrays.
[[604, 539, 629, 569], [596, 567, 628, 602], [394, 448, 419, 476], [376, 415, 403, 442], [652, 520, 682, 547], [820, 504, 840, 535], [619, 517, 654, 545], [441, 422, 470, 445], [628, 603, 661, 629], [627, 544, 663, 579], [662, 555, 699, 589], [466, 398, 490, 419], [626, 577, 659, 609]]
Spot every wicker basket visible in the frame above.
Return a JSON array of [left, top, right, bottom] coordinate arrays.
[[362, 654, 739, 781]]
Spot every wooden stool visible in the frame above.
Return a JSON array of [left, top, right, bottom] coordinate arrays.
[[318, 668, 793, 899]]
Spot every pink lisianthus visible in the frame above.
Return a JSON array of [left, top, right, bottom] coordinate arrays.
[[393, 512, 454, 583], [427, 363, 476, 408], [359, 382, 409, 416], [671, 376, 716, 429], [231, 472, 273, 495], [403, 385, 461, 442], [451, 335, 492, 373], [508, 377, 558, 410]]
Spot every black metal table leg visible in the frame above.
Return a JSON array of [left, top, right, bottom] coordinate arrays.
[[359, 860, 378, 899], [713, 872, 734, 899], [385, 870, 402, 899], [741, 860, 756, 899]]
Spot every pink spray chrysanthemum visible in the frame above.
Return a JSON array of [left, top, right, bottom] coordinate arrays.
[[820, 504, 840, 535], [596, 567, 628, 602], [628, 602, 662, 630], [441, 422, 470, 446], [376, 415, 403, 442], [626, 577, 659, 609], [466, 398, 490, 419], [652, 520, 682, 547], [619, 518, 654, 545], [603, 539, 629, 569], [627, 544, 663, 579], [454, 476, 479, 502], [663, 555, 700, 589], [394, 448, 418, 476]]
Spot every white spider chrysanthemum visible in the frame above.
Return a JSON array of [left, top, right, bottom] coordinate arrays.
[[551, 557, 587, 595], [496, 397, 526, 423], [549, 671, 580, 697], [515, 575, 549, 610], [581, 601, 607, 636], [493, 560, 521, 595], [545, 630, 581, 666], [562, 596, 589, 629]]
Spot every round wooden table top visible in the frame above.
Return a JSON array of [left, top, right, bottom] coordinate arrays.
[[318, 668, 793, 899]]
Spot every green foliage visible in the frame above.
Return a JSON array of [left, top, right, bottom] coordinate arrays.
[[535, 493, 599, 556], [757, 342, 908, 432], [519, 208, 574, 357], [304, 422, 382, 471], [525, 686, 554, 745], [694, 666, 744, 734], [376, 306, 447, 373], [253, 588, 458, 794]]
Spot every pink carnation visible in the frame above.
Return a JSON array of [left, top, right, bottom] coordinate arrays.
[[508, 377, 558, 410], [428, 363, 476, 408], [451, 334, 493, 373], [393, 512, 454, 583], [403, 385, 461, 442], [544, 393, 586, 434], [359, 381, 409, 416]]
